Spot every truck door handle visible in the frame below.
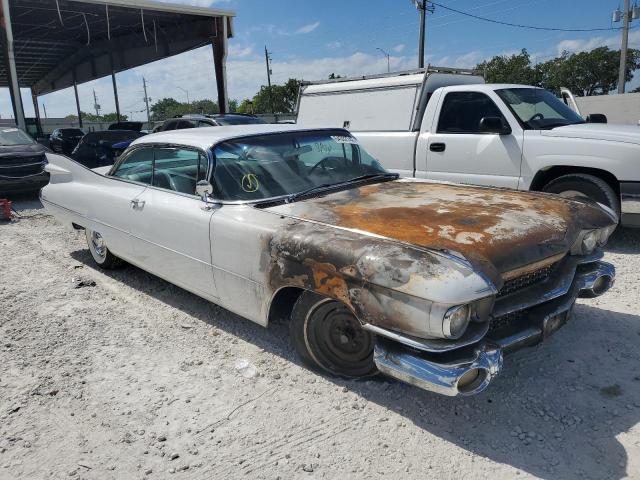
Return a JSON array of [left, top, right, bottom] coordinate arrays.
[[430, 142, 446, 152]]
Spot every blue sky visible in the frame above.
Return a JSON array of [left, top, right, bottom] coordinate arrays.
[[2, 0, 636, 121]]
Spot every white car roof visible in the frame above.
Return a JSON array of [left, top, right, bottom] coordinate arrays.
[[130, 124, 325, 150]]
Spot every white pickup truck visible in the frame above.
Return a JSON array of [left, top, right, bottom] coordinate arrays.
[[296, 68, 640, 227]]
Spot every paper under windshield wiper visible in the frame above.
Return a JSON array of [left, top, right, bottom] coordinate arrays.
[[285, 173, 398, 203]]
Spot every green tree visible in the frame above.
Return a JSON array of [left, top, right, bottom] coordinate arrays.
[[251, 78, 301, 113], [476, 49, 538, 85]]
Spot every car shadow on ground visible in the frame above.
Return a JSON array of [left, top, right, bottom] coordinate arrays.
[[69, 246, 640, 480], [606, 226, 640, 254]]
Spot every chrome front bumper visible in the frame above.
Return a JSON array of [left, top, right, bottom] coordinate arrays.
[[373, 259, 615, 396]]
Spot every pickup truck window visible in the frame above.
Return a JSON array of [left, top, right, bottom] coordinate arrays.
[[437, 92, 505, 134], [495, 88, 585, 130]]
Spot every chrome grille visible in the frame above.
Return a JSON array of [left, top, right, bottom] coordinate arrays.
[[497, 263, 558, 298], [489, 309, 529, 333], [0, 155, 46, 177]]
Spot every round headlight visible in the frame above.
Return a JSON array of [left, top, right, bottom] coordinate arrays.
[[443, 305, 471, 339], [581, 230, 598, 254]]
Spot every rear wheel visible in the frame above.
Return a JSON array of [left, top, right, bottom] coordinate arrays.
[[85, 228, 123, 269], [542, 173, 620, 220], [290, 291, 376, 378]]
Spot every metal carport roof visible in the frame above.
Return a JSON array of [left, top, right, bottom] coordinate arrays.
[[0, 0, 235, 129]]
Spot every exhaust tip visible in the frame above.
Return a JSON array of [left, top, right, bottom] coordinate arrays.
[[591, 275, 612, 296], [456, 368, 489, 395]]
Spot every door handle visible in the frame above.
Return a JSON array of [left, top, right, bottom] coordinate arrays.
[[130, 199, 145, 209], [430, 142, 446, 152]]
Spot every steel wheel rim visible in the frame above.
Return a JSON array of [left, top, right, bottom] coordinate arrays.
[[304, 299, 374, 377]]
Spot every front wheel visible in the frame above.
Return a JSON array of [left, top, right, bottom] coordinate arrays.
[[290, 291, 376, 378], [85, 228, 123, 269], [542, 173, 620, 220]]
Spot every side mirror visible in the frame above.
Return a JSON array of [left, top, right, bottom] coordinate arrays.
[[195, 180, 214, 201], [479, 116, 511, 135], [586, 113, 607, 124]]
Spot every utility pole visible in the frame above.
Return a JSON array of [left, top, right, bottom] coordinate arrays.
[[376, 48, 391, 73], [177, 86, 190, 104], [264, 45, 273, 113], [93, 90, 100, 118], [42, 103, 47, 119], [413, 1, 435, 69], [143, 77, 151, 123], [613, 0, 639, 93]]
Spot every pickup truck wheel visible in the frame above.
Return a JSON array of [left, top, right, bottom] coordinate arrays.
[[542, 174, 620, 220], [290, 292, 376, 378], [85, 228, 123, 269]]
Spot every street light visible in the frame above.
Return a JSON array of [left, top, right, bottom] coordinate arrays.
[[177, 86, 190, 104], [376, 47, 390, 73]]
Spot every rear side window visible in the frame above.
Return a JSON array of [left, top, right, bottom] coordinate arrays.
[[437, 92, 505, 134], [177, 120, 196, 129], [112, 148, 154, 184], [153, 148, 206, 195]]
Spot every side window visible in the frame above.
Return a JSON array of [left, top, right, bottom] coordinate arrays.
[[197, 121, 214, 128], [177, 120, 196, 130], [437, 92, 505, 134], [112, 148, 154, 184], [153, 148, 205, 195]]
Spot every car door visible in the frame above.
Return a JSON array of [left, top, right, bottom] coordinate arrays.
[[128, 146, 218, 301], [94, 147, 154, 261], [424, 90, 523, 188]]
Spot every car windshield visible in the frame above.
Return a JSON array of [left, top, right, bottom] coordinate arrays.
[[0, 127, 35, 146], [214, 116, 266, 126], [212, 129, 389, 201], [496, 88, 585, 130]]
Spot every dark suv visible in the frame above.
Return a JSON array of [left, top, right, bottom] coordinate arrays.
[[0, 127, 49, 195], [158, 114, 266, 131], [49, 128, 84, 155]]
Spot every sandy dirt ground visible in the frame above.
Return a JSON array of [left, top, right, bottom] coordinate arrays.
[[1, 195, 640, 480]]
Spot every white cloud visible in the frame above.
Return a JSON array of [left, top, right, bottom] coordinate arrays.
[[294, 21, 320, 35], [326, 41, 342, 49], [392, 44, 405, 53], [229, 43, 254, 58], [555, 30, 640, 56]]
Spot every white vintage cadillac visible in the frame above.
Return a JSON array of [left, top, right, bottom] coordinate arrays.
[[42, 125, 616, 396]]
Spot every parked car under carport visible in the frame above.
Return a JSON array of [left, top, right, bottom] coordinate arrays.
[[0, 127, 49, 195]]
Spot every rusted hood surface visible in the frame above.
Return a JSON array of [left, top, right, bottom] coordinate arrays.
[[265, 179, 614, 283]]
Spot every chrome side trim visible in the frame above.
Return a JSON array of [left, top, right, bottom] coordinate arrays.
[[621, 193, 640, 214], [374, 340, 503, 397]]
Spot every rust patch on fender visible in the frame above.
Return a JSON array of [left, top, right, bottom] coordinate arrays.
[[304, 259, 350, 305]]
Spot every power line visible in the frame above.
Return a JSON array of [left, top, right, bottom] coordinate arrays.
[[429, 1, 623, 32]]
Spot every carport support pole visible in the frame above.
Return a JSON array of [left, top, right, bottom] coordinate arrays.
[[212, 16, 229, 114], [1, 0, 26, 130], [111, 71, 121, 122], [31, 89, 41, 134], [73, 82, 83, 129]]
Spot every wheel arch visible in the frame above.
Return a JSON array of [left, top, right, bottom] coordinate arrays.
[[267, 286, 307, 325], [529, 166, 620, 197]]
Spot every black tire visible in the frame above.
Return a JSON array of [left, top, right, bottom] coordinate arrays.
[[85, 228, 123, 269], [290, 291, 376, 378], [542, 173, 620, 219]]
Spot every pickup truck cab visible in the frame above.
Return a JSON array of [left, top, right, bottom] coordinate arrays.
[[297, 69, 640, 227]]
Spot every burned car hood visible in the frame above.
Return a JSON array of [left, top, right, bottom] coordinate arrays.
[[264, 179, 614, 284]]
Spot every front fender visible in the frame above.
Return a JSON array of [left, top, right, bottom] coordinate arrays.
[[266, 220, 494, 339]]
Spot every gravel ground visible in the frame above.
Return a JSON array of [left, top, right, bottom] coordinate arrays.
[[1, 195, 640, 480]]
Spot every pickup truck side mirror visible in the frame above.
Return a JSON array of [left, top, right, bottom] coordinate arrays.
[[586, 113, 607, 124], [479, 117, 512, 135]]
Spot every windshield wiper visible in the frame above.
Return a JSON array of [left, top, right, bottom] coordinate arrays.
[[284, 172, 398, 203]]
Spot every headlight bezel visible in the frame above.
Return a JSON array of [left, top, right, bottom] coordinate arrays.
[[443, 304, 471, 339], [571, 225, 615, 255]]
